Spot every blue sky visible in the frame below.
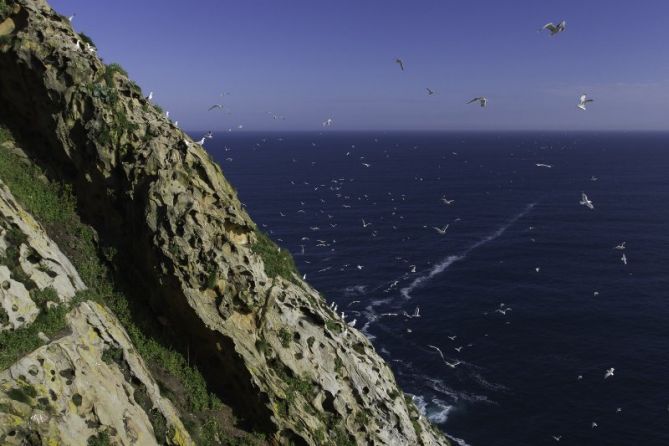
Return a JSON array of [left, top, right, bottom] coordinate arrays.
[[50, 0, 669, 130]]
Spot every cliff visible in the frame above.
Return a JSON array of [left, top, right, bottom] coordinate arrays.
[[0, 1, 449, 444]]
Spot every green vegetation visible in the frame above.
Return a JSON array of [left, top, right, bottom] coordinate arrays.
[[278, 328, 291, 348], [78, 32, 96, 49], [325, 319, 342, 334], [334, 356, 344, 375], [251, 230, 299, 282], [0, 1, 8, 18], [7, 383, 37, 404], [87, 431, 111, 446], [200, 419, 266, 446], [0, 128, 231, 442], [103, 63, 128, 88]]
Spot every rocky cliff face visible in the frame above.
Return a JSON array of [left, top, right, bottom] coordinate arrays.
[[0, 1, 449, 444], [0, 176, 192, 445]]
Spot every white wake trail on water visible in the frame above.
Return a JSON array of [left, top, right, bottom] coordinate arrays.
[[401, 202, 536, 300]]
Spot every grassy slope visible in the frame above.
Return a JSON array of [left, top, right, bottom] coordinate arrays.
[[0, 127, 265, 445]]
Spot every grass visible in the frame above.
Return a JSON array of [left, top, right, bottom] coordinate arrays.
[[0, 128, 234, 442], [251, 230, 299, 282], [0, 1, 8, 18], [78, 32, 96, 49], [278, 328, 291, 348]]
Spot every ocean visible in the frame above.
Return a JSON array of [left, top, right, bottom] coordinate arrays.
[[200, 131, 669, 446]]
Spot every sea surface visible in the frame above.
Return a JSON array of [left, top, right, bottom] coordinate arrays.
[[198, 131, 669, 446]]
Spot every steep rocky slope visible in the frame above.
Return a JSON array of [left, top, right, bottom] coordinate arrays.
[[0, 1, 450, 444], [0, 175, 193, 445]]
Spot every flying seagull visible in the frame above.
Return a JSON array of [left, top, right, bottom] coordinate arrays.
[[536, 163, 553, 168], [578, 94, 594, 111], [604, 367, 615, 379], [208, 104, 224, 111], [433, 225, 449, 235], [441, 197, 455, 205], [395, 58, 405, 71], [67, 13, 76, 22], [580, 192, 594, 210], [426, 88, 436, 96], [552, 435, 562, 442], [621, 253, 628, 265], [467, 97, 488, 107], [322, 118, 333, 127], [541, 20, 567, 36], [614, 242, 626, 250]]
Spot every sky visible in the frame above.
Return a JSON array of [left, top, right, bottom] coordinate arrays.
[[49, 0, 669, 131]]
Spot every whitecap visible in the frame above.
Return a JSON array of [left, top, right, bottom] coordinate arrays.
[[401, 203, 536, 299]]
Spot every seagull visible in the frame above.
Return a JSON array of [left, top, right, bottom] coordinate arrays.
[[616, 408, 622, 413], [67, 13, 76, 22], [577, 94, 594, 111], [541, 20, 567, 36], [614, 242, 626, 250], [604, 368, 615, 379], [552, 435, 562, 442], [580, 192, 594, 210], [322, 118, 333, 127], [536, 163, 553, 168], [165, 111, 170, 119], [467, 97, 488, 107], [208, 104, 224, 111], [591, 422, 598, 428], [433, 225, 449, 235], [441, 197, 455, 205], [204, 131, 213, 139], [454, 346, 463, 352], [426, 88, 436, 96], [362, 219, 372, 228], [361, 163, 371, 168], [348, 319, 357, 327], [447, 335, 457, 341], [146, 91, 153, 101], [195, 137, 206, 145], [427, 345, 460, 368], [395, 58, 405, 71], [621, 253, 627, 265]]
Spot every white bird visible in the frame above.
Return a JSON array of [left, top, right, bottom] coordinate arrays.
[[536, 163, 553, 168], [165, 111, 170, 119], [541, 20, 567, 36], [614, 242, 626, 250], [448, 335, 457, 341], [604, 368, 615, 379], [67, 13, 76, 22], [441, 197, 455, 205], [616, 408, 622, 413], [467, 97, 488, 107], [208, 104, 224, 111], [362, 219, 372, 228], [580, 192, 594, 210], [348, 319, 357, 327], [621, 253, 627, 265], [591, 422, 598, 428], [146, 91, 153, 101], [426, 88, 436, 96], [195, 137, 206, 145], [322, 118, 333, 127], [395, 58, 405, 71], [302, 273, 307, 280], [578, 94, 594, 111], [361, 163, 371, 168], [552, 435, 562, 442], [433, 225, 449, 235], [454, 346, 463, 352]]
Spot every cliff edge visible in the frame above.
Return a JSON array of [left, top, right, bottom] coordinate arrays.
[[0, 1, 449, 444]]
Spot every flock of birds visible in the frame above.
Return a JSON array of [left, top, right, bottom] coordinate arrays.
[[62, 10, 656, 444]]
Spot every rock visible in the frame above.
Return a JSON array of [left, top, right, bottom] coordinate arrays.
[[0, 301, 194, 446], [0, 1, 449, 444]]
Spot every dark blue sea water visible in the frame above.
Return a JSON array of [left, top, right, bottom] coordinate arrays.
[[200, 131, 669, 446]]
